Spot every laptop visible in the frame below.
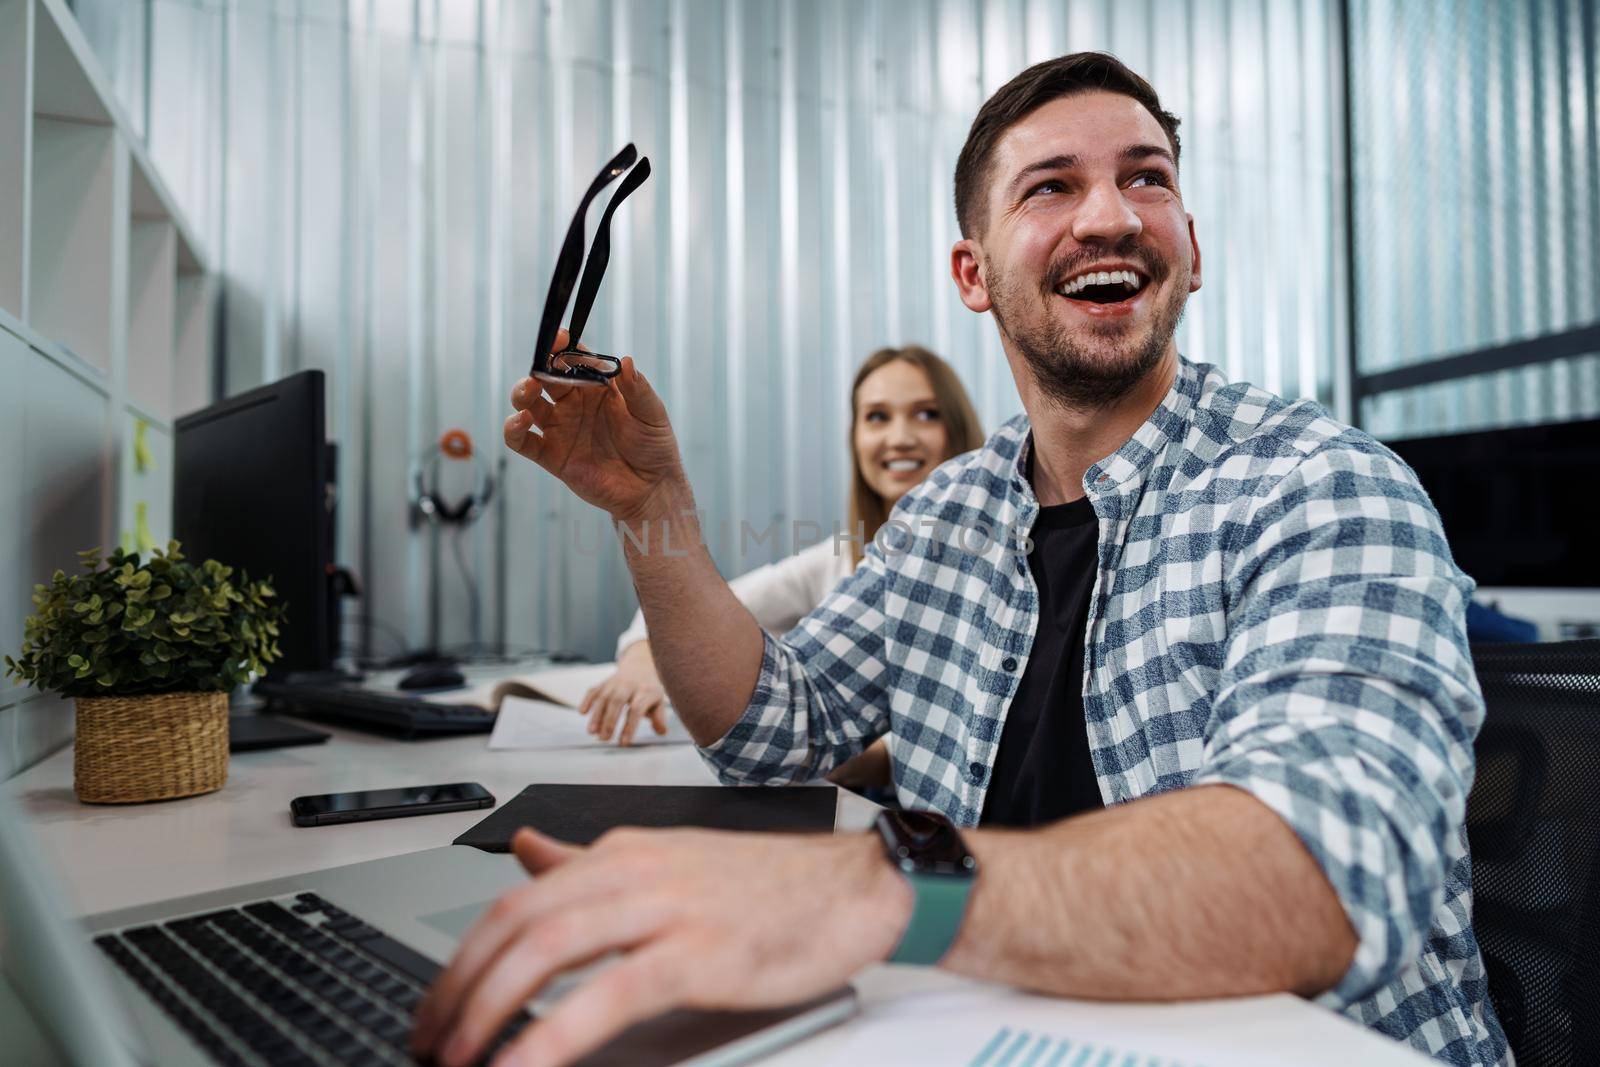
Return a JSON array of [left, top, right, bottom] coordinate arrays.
[[0, 786, 856, 1066]]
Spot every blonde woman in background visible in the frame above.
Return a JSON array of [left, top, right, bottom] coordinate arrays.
[[580, 345, 984, 786]]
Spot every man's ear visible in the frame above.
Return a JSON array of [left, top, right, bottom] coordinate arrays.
[[1186, 213, 1203, 293], [951, 239, 992, 313]]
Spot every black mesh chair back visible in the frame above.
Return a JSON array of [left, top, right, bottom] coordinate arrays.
[[1467, 639, 1600, 1067]]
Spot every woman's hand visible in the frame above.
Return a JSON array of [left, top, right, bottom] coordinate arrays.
[[506, 330, 689, 525], [579, 642, 669, 746]]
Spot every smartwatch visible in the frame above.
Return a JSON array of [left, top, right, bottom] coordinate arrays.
[[874, 809, 978, 965]]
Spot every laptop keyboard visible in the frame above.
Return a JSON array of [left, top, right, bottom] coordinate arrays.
[[94, 892, 530, 1066]]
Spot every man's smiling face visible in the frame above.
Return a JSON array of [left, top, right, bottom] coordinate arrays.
[[955, 89, 1202, 407]]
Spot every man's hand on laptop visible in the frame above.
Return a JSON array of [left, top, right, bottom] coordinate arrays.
[[410, 824, 913, 1067], [505, 328, 690, 526]]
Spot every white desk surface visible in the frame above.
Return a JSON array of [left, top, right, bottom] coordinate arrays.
[[6, 714, 1433, 1066]]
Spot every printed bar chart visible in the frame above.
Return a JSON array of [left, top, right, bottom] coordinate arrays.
[[969, 1025, 1206, 1067]]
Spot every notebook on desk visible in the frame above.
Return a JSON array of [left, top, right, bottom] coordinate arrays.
[[417, 661, 619, 714], [454, 784, 840, 851]]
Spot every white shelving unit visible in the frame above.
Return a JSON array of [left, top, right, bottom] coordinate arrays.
[[0, 0, 29, 316], [0, 0, 212, 777]]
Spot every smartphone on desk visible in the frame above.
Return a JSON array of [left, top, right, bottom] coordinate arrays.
[[290, 782, 495, 827]]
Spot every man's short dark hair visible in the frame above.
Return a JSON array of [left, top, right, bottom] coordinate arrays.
[[954, 52, 1182, 238]]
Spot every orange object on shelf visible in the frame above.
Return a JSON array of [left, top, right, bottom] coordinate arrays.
[[439, 428, 473, 459]]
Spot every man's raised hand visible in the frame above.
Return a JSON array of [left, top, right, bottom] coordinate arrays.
[[505, 329, 688, 524]]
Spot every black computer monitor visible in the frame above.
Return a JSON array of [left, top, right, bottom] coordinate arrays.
[[173, 370, 337, 676], [1383, 417, 1600, 589]]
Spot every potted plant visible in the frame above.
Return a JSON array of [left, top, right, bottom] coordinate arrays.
[[5, 542, 285, 803]]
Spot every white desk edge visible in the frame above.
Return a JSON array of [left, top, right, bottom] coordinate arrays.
[[3, 715, 1434, 1066]]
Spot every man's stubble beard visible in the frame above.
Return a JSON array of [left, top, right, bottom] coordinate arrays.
[[988, 248, 1190, 409]]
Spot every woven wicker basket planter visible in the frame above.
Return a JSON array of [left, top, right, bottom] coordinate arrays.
[[73, 691, 229, 804]]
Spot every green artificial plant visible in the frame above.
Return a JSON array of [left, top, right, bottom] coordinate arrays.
[[5, 542, 285, 698]]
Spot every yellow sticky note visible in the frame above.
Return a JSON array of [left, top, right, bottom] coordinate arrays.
[[134, 501, 156, 553], [133, 419, 153, 473]]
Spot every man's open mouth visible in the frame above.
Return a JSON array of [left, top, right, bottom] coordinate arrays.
[[1054, 268, 1148, 306]]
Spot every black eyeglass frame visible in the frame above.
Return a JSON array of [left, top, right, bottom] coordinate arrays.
[[531, 143, 652, 387]]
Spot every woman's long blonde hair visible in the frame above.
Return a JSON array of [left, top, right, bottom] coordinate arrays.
[[845, 346, 984, 566]]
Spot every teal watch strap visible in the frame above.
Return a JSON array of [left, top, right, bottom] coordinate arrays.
[[889, 870, 974, 965]]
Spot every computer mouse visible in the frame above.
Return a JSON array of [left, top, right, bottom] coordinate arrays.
[[397, 664, 466, 690]]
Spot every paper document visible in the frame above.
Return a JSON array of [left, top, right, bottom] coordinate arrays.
[[497, 663, 617, 707], [830, 1018, 1207, 1067], [487, 697, 693, 750], [822, 987, 1429, 1067], [968, 1026, 1187, 1066]]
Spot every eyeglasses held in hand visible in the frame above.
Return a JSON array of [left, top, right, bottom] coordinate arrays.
[[530, 143, 653, 387]]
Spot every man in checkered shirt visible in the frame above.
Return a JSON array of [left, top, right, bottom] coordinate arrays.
[[413, 53, 1508, 1067]]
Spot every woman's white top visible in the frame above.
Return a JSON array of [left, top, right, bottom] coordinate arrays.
[[614, 540, 857, 660]]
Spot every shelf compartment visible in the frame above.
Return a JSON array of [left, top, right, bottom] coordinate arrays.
[[172, 272, 213, 418], [32, 0, 114, 126], [0, 0, 31, 317], [129, 127, 205, 274], [27, 116, 117, 372], [127, 217, 176, 418], [22, 339, 112, 581]]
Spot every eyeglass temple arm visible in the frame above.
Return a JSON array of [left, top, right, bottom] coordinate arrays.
[[564, 157, 651, 352], [532, 144, 638, 371], [532, 232, 585, 375]]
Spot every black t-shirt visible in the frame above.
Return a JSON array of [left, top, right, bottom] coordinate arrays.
[[980, 494, 1105, 828]]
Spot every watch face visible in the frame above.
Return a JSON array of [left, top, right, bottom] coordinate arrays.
[[883, 810, 973, 874]]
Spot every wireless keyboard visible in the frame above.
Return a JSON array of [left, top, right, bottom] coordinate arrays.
[[254, 682, 494, 739]]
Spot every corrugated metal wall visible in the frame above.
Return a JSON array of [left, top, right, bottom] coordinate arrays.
[[1351, 0, 1600, 439], [96, 0, 1351, 661]]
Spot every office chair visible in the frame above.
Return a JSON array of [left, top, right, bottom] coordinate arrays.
[[1467, 639, 1600, 1067]]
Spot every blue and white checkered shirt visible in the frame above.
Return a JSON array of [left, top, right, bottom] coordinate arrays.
[[700, 358, 1508, 1065]]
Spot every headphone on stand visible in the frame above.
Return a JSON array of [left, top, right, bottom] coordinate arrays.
[[411, 429, 496, 526]]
